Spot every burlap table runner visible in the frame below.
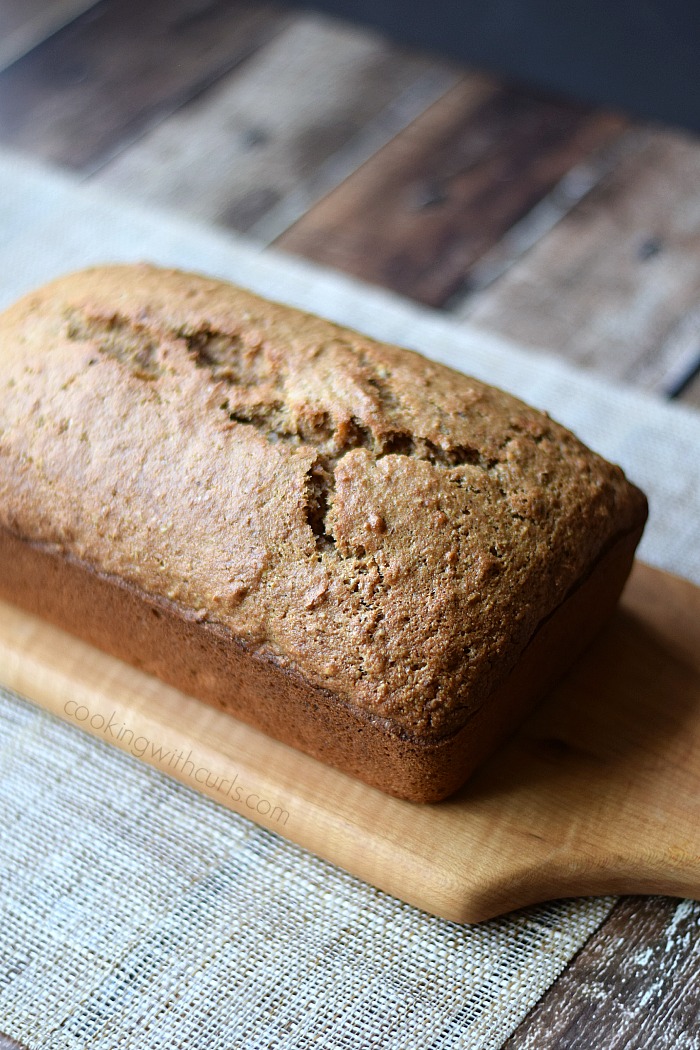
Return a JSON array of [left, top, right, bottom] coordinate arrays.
[[0, 153, 698, 1048]]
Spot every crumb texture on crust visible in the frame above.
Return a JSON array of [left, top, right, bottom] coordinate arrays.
[[0, 264, 647, 739]]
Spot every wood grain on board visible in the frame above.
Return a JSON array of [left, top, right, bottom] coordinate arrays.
[[506, 896, 700, 1049], [275, 78, 625, 307], [0, 0, 290, 173], [464, 129, 700, 399], [95, 14, 457, 231]]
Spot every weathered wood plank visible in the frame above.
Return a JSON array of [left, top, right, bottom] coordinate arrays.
[[463, 128, 700, 395], [0, 0, 291, 173], [95, 13, 458, 231], [0, 1036, 26, 1050], [244, 65, 464, 247], [453, 130, 634, 299], [505, 896, 700, 1049], [274, 79, 624, 307], [0, 0, 101, 73]]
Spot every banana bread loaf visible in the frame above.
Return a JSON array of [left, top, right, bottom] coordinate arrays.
[[0, 264, 648, 801]]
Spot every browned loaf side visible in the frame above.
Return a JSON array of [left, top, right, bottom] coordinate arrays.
[[0, 265, 648, 801]]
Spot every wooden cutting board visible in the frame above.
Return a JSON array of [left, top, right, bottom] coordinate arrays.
[[0, 559, 698, 923]]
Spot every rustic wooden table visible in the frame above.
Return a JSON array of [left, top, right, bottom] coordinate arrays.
[[0, 1, 698, 1045]]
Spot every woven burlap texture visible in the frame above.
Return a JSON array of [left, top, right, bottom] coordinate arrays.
[[0, 152, 698, 1049], [0, 686, 613, 1049]]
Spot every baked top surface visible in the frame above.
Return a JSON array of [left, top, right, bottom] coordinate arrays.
[[0, 264, 647, 739]]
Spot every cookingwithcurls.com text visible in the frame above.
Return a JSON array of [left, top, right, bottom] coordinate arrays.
[[63, 700, 290, 826]]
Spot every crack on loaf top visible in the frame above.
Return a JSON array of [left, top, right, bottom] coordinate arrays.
[[65, 310, 161, 380], [178, 324, 273, 387], [65, 307, 531, 553], [65, 309, 497, 474]]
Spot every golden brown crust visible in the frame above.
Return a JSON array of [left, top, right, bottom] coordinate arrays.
[[0, 264, 648, 790]]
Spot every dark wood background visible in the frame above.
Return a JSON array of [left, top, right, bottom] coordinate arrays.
[[0, 1, 699, 1045]]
